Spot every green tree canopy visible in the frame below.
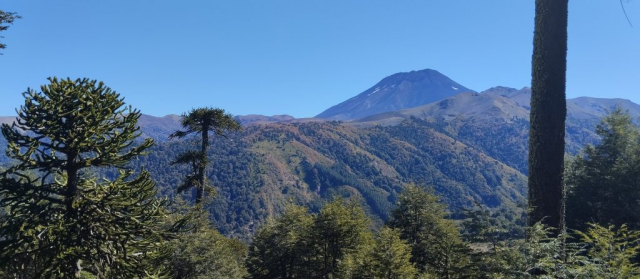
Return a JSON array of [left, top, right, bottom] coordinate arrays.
[[565, 108, 640, 231], [246, 204, 314, 279], [163, 204, 247, 279], [0, 77, 171, 278], [311, 198, 374, 278], [246, 200, 374, 279], [389, 184, 471, 278], [365, 227, 417, 279]]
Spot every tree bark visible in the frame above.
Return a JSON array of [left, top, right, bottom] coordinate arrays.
[[528, 0, 568, 234], [65, 153, 82, 278], [196, 126, 209, 204]]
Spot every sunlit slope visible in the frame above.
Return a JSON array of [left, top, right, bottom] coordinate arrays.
[[135, 120, 526, 239]]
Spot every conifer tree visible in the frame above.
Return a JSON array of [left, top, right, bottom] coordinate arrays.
[[170, 108, 241, 204], [0, 77, 170, 278], [389, 184, 471, 278], [164, 203, 248, 279], [311, 199, 374, 279], [565, 108, 640, 231], [246, 205, 315, 279], [367, 227, 417, 279], [0, 10, 20, 53]]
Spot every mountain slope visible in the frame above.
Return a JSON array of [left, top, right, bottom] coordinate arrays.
[[137, 120, 527, 239], [352, 86, 640, 174], [316, 69, 475, 120]]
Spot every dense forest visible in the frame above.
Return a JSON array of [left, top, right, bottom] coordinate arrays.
[[132, 117, 529, 238]]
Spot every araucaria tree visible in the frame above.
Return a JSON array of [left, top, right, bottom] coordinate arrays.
[[170, 107, 241, 204], [0, 10, 20, 53], [0, 78, 170, 278], [528, 0, 568, 233]]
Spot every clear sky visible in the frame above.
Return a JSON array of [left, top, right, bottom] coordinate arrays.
[[1, 1, 639, 118]]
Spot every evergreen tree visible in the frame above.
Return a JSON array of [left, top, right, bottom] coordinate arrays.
[[389, 184, 471, 278], [0, 78, 170, 278], [170, 108, 241, 204], [565, 108, 640, 231], [311, 198, 374, 279], [246, 205, 315, 279], [0, 10, 20, 53], [365, 227, 417, 279], [246, 200, 375, 279], [164, 205, 247, 279], [528, 0, 568, 233], [480, 223, 640, 278]]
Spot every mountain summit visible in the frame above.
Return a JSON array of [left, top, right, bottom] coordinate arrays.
[[315, 69, 475, 120]]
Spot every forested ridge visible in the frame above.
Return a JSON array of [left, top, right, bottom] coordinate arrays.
[[125, 107, 614, 238], [0, 105, 630, 238], [128, 118, 528, 239]]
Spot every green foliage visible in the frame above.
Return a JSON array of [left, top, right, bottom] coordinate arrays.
[[475, 222, 563, 278], [311, 198, 374, 278], [478, 223, 640, 279], [461, 203, 527, 246], [572, 224, 640, 278], [163, 207, 247, 279], [0, 78, 170, 278], [246, 204, 315, 279], [363, 227, 417, 279], [566, 108, 640, 231], [0, 10, 20, 52], [170, 107, 241, 204], [389, 184, 472, 278], [246, 200, 374, 279]]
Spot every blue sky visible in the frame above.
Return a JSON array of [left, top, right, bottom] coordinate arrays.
[[1, 1, 639, 118]]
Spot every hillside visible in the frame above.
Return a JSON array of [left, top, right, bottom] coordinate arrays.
[[134, 119, 527, 239], [351, 86, 640, 174]]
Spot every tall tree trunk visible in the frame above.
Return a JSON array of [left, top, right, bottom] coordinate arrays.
[[528, 0, 568, 234], [65, 154, 82, 278], [196, 127, 209, 204]]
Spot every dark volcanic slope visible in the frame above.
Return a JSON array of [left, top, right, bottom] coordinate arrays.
[[316, 69, 475, 120]]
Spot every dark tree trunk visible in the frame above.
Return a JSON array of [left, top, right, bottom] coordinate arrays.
[[196, 126, 209, 204], [528, 0, 568, 234], [65, 153, 82, 278]]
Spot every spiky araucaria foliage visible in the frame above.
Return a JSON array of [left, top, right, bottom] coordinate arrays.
[[0, 10, 20, 53], [0, 77, 173, 278], [169, 107, 241, 204]]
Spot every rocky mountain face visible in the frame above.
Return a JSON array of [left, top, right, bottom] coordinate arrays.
[[315, 69, 475, 120]]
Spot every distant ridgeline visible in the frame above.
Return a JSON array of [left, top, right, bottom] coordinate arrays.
[[2, 69, 640, 240]]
